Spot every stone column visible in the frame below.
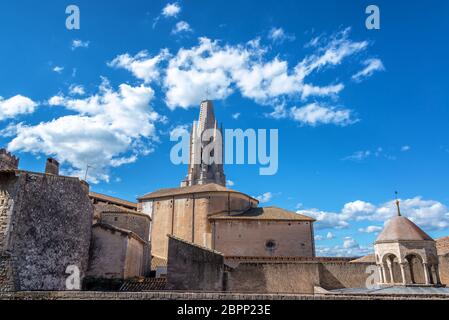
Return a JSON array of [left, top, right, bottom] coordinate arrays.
[[399, 262, 408, 285], [432, 265, 442, 285], [381, 265, 388, 284], [377, 265, 384, 284], [423, 263, 431, 285], [387, 261, 394, 284]]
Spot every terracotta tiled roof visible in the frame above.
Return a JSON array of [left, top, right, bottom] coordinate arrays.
[[151, 256, 168, 270], [90, 191, 137, 209], [375, 216, 433, 243], [209, 206, 315, 222], [138, 183, 258, 202], [119, 278, 167, 292]]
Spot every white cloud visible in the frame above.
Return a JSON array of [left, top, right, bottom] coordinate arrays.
[[53, 66, 64, 73], [289, 103, 355, 126], [343, 236, 359, 249], [401, 145, 411, 152], [358, 225, 383, 233], [316, 238, 373, 257], [326, 232, 335, 239], [226, 180, 235, 187], [112, 28, 369, 111], [343, 150, 371, 161], [0, 95, 37, 121], [315, 235, 324, 241], [298, 197, 449, 232], [162, 3, 181, 17], [69, 85, 85, 96], [71, 39, 90, 50], [266, 104, 288, 119], [352, 58, 384, 82], [232, 113, 241, 120], [256, 192, 273, 203], [172, 21, 193, 34], [7, 79, 162, 183], [109, 49, 168, 84], [343, 147, 395, 161], [268, 27, 295, 43]]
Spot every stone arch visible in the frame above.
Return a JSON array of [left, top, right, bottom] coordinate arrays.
[[405, 254, 425, 284], [382, 253, 402, 284]]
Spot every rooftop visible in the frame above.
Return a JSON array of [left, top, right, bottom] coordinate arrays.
[[139, 183, 258, 202], [99, 204, 151, 221], [92, 222, 145, 243], [209, 206, 315, 222], [375, 216, 434, 243], [90, 191, 137, 209]]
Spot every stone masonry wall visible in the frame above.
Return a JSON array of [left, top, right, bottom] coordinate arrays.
[[166, 236, 224, 291], [227, 262, 320, 293], [3, 172, 93, 291], [439, 254, 449, 285], [0, 254, 15, 292]]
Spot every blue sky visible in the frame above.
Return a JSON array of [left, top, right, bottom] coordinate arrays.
[[1, 0, 448, 256]]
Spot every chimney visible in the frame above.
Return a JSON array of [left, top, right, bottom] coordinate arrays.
[[45, 158, 60, 175], [0, 148, 19, 170]]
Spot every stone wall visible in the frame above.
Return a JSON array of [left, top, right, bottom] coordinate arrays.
[[165, 236, 374, 294], [0, 254, 15, 292], [166, 236, 224, 291], [439, 254, 449, 285], [226, 262, 372, 294], [318, 263, 373, 290], [213, 220, 314, 257], [101, 211, 151, 275], [227, 262, 320, 293], [145, 191, 256, 259], [0, 171, 93, 291], [124, 237, 144, 278], [87, 225, 128, 279]]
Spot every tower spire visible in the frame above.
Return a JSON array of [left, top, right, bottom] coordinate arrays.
[[395, 191, 401, 217]]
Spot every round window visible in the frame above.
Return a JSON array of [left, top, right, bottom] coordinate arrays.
[[265, 240, 277, 251]]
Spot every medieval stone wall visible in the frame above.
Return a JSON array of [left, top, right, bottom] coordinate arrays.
[[439, 254, 449, 285], [166, 236, 224, 291], [213, 220, 314, 257], [227, 262, 320, 293], [87, 226, 128, 279], [124, 237, 144, 279], [0, 174, 17, 251], [318, 263, 373, 290], [0, 171, 93, 291], [101, 212, 151, 275], [101, 212, 150, 242], [0, 254, 15, 292]]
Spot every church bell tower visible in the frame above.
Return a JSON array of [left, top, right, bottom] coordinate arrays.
[[181, 100, 226, 187]]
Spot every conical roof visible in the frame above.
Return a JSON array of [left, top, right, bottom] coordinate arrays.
[[375, 216, 434, 243]]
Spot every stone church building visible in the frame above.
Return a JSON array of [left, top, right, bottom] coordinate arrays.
[[139, 100, 316, 261]]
